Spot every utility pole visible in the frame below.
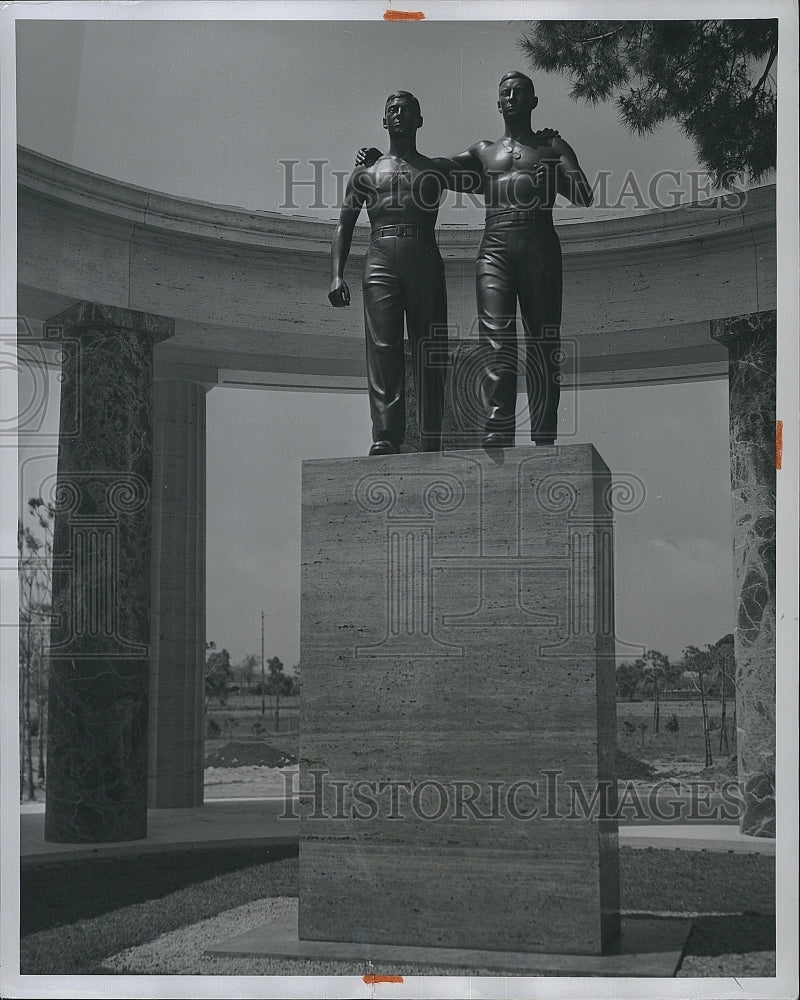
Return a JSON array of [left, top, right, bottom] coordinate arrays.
[[261, 610, 266, 717]]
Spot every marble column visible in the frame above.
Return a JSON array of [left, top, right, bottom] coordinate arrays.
[[711, 310, 776, 838], [45, 301, 173, 843], [147, 377, 208, 808]]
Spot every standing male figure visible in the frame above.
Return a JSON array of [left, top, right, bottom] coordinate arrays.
[[359, 71, 593, 447], [330, 92, 467, 455]]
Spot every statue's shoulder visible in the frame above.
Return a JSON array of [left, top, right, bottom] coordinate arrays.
[[468, 138, 495, 156], [356, 155, 384, 172], [354, 158, 387, 180]]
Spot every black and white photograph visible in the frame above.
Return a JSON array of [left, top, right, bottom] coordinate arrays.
[[0, 2, 797, 997]]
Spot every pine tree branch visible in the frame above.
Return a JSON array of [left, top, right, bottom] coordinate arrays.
[[750, 44, 778, 98], [575, 25, 625, 45], [727, 52, 739, 88]]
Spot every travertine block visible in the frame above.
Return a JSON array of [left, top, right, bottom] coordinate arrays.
[[300, 444, 619, 953]]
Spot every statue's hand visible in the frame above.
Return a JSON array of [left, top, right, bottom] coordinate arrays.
[[536, 128, 561, 143], [328, 277, 351, 307], [355, 146, 382, 167]]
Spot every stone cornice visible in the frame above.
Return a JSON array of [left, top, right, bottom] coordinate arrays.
[[17, 145, 775, 260]]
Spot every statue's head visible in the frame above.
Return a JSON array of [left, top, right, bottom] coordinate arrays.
[[497, 71, 538, 118], [383, 91, 423, 135]]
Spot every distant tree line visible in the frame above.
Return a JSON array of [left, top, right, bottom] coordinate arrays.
[[616, 634, 736, 765], [204, 643, 300, 706]]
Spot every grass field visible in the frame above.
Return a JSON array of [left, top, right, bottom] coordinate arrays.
[[206, 693, 299, 738], [616, 698, 736, 780], [204, 697, 736, 795], [206, 697, 728, 761]]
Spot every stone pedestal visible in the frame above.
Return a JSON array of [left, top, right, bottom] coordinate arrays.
[[712, 310, 776, 838], [44, 301, 173, 843], [299, 444, 619, 954], [147, 377, 208, 808]]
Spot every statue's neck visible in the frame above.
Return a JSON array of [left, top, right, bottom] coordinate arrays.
[[388, 135, 418, 159], [503, 118, 534, 143]]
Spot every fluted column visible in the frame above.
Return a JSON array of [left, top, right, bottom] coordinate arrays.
[[147, 378, 208, 808], [711, 310, 776, 837], [45, 301, 173, 843]]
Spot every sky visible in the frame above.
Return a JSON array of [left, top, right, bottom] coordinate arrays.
[[11, 15, 743, 668], [14, 19, 711, 224]]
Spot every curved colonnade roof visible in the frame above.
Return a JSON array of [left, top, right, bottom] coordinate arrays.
[[17, 146, 776, 390]]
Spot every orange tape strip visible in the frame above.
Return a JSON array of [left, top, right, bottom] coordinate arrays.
[[383, 10, 425, 19], [776, 419, 783, 469], [363, 974, 404, 983]]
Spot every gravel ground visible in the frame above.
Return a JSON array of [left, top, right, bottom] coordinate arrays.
[[677, 952, 775, 976], [97, 897, 492, 977], [98, 897, 775, 978]]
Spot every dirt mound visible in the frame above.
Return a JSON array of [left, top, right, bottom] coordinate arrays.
[[204, 741, 298, 769], [615, 748, 655, 780]]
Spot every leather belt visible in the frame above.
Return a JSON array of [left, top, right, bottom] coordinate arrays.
[[485, 209, 553, 225], [371, 224, 435, 242]]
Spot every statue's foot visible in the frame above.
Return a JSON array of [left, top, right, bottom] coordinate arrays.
[[532, 437, 555, 447], [369, 440, 399, 456], [482, 432, 513, 449]]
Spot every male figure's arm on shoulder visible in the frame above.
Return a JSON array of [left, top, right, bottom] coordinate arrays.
[[329, 167, 368, 307], [552, 136, 593, 207], [430, 141, 490, 194]]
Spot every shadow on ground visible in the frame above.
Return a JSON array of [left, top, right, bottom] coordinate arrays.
[[21, 845, 298, 936], [684, 914, 776, 956]]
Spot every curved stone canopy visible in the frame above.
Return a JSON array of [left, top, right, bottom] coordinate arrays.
[[18, 146, 775, 389]]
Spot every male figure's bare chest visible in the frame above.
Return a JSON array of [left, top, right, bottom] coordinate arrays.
[[368, 158, 441, 202], [483, 140, 548, 177]]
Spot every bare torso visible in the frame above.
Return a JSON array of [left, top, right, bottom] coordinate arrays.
[[354, 152, 446, 229], [472, 133, 561, 212]]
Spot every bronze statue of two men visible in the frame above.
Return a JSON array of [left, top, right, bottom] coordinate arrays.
[[329, 72, 593, 456]]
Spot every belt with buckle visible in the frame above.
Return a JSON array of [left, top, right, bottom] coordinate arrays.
[[371, 224, 435, 242], [485, 209, 553, 225]]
